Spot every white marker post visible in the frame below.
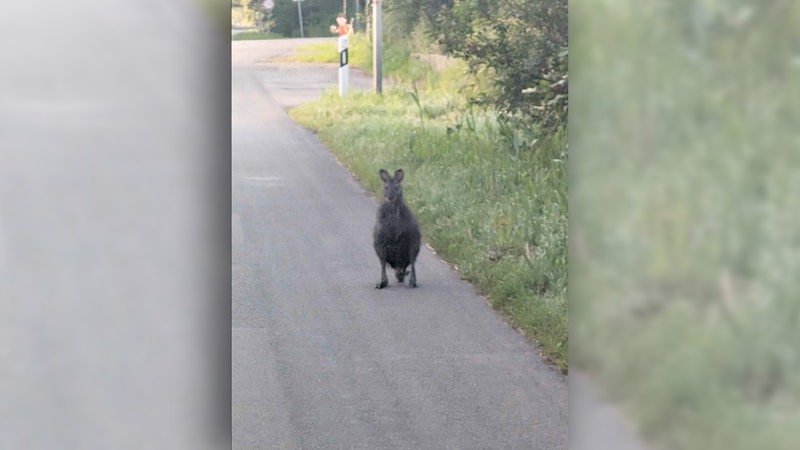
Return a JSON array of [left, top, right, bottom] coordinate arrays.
[[338, 35, 349, 97]]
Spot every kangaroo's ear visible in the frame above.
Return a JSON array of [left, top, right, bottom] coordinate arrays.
[[379, 169, 391, 182], [394, 169, 404, 182]]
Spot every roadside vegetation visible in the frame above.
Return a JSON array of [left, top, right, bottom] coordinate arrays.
[[289, 1, 568, 371], [292, 34, 429, 82], [231, 31, 284, 41]]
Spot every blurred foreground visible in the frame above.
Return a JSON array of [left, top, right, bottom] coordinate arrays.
[[571, 1, 800, 449], [0, 1, 230, 447]]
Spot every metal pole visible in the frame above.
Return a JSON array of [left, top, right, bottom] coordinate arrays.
[[297, 1, 304, 37], [372, 0, 382, 93]]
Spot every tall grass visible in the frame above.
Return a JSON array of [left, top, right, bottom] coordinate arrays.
[[291, 72, 568, 370]]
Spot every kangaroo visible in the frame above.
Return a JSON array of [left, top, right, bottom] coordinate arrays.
[[373, 169, 421, 289]]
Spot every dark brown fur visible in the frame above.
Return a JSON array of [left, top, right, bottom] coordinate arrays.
[[373, 169, 421, 288]]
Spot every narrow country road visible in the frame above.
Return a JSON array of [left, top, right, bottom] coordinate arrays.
[[232, 38, 568, 448]]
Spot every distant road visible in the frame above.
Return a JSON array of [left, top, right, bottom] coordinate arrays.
[[231, 38, 568, 448]]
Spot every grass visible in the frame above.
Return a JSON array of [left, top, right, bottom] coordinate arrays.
[[291, 39, 341, 64], [289, 61, 568, 371], [292, 34, 432, 82], [232, 31, 284, 41]]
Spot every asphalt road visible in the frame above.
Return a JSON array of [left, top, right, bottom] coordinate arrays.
[[232, 39, 569, 448]]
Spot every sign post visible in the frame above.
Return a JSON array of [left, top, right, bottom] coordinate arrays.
[[372, 0, 382, 93], [263, 0, 274, 34], [338, 35, 350, 97], [293, 0, 304, 38]]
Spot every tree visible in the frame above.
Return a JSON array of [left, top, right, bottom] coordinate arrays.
[[245, 0, 345, 37], [430, 0, 567, 131]]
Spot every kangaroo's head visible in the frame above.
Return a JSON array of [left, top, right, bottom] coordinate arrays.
[[379, 168, 405, 203]]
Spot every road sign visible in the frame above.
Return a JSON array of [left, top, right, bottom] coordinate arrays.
[[264, 0, 274, 10]]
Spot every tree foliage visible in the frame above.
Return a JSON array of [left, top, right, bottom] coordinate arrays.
[[243, 0, 348, 37], [406, 0, 568, 132]]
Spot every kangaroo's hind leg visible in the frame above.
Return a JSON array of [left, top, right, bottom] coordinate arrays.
[[376, 259, 389, 289]]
